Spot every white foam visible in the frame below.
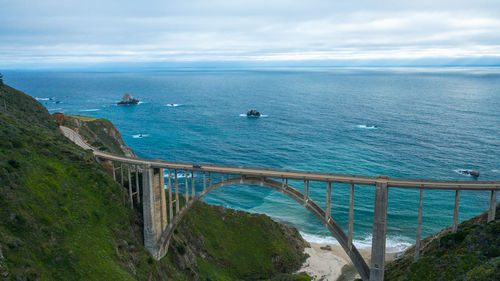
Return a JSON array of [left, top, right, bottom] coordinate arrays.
[[138, 101, 145, 104], [35, 97, 52, 101], [79, 109, 101, 112], [132, 134, 149, 138], [239, 113, 268, 117], [356, 124, 378, 129], [300, 232, 412, 253], [166, 103, 181, 107], [164, 172, 191, 179], [454, 169, 479, 177], [491, 169, 499, 173]]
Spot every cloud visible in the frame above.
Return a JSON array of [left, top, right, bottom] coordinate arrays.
[[1, 0, 500, 67]]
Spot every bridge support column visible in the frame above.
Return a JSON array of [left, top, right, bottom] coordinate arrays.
[[370, 181, 388, 281], [142, 166, 165, 259], [488, 190, 497, 222]]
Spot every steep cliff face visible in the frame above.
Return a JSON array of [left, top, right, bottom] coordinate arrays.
[[53, 113, 136, 157], [0, 83, 310, 281], [385, 204, 500, 281]]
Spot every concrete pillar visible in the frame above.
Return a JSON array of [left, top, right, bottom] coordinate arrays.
[[415, 189, 424, 260], [370, 181, 388, 281], [120, 163, 124, 186], [348, 183, 354, 250], [452, 190, 460, 233], [159, 169, 167, 229], [175, 170, 180, 213], [203, 172, 206, 191], [325, 182, 331, 221], [488, 190, 497, 222], [142, 166, 165, 259], [128, 165, 133, 209], [191, 171, 195, 198], [185, 172, 189, 202], [168, 169, 173, 221], [135, 166, 140, 203], [303, 180, 308, 204], [142, 167, 157, 256]]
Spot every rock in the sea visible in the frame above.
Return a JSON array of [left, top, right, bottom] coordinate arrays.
[[246, 109, 261, 117], [458, 170, 480, 177], [117, 93, 139, 105]]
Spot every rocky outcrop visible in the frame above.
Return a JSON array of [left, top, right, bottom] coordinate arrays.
[[247, 109, 261, 117], [52, 113, 136, 157], [117, 93, 139, 105]]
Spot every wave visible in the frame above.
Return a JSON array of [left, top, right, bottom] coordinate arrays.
[[239, 113, 268, 117], [164, 172, 192, 179], [78, 109, 101, 112], [132, 134, 149, 138], [166, 103, 182, 107], [454, 169, 479, 177], [356, 124, 378, 129], [300, 232, 412, 253], [35, 97, 53, 101]]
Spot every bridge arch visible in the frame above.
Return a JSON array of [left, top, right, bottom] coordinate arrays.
[[155, 175, 370, 281]]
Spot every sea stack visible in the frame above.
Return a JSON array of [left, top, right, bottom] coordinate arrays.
[[117, 93, 140, 105], [247, 109, 261, 117]]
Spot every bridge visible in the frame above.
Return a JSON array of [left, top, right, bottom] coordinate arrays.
[[60, 126, 499, 281]]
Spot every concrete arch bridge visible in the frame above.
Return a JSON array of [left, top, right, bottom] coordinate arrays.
[[60, 126, 500, 281]]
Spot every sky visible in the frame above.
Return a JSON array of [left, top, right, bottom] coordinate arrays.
[[1, 0, 500, 68]]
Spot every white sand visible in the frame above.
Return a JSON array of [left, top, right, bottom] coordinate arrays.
[[298, 243, 350, 281], [298, 243, 399, 281]]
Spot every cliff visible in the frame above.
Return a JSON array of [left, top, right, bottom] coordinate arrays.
[[0, 83, 310, 280], [52, 113, 136, 157], [385, 204, 499, 281]]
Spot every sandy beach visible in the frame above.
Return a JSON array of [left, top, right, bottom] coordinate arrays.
[[298, 242, 400, 281]]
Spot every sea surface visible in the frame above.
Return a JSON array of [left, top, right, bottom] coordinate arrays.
[[5, 67, 500, 251]]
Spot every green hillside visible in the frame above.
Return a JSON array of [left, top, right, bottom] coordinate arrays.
[[385, 204, 499, 281], [0, 83, 309, 281]]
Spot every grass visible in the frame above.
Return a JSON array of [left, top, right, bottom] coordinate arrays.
[[0, 83, 310, 280], [385, 204, 500, 281], [66, 115, 99, 122]]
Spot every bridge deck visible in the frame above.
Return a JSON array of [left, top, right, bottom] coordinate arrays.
[[60, 125, 499, 190]]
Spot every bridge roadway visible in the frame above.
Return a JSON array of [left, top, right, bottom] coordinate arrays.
[[60, 125, 500, 281], [61, 126, 499, 191]]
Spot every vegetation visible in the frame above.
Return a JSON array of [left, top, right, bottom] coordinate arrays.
[[385, 204, 500, 281], [53, 113, 134, 156], [0, 83, 309, 280]]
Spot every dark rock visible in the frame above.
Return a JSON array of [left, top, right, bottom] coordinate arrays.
[[320, 245, 332, 251], [117, 93, 139, 105], [458, 170, 480, 177], [246, 109, 261, 117]]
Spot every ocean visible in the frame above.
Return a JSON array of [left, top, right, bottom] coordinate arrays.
[[5, 67, 500, 251]]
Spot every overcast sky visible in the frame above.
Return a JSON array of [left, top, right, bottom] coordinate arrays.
[[1, 0, 500, 67]]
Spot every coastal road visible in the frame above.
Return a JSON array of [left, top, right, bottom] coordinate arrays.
[[60, 126, 500, 191], [60, 126, 93, 150]]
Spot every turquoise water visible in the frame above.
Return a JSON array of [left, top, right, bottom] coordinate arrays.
[[5, 68, 500, 250]]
